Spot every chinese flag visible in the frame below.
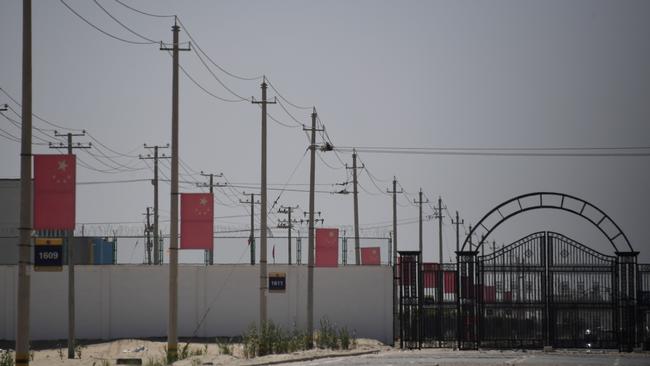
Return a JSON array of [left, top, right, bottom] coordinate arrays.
[[180, 193, 213, 250], [443, 271, 456, 293], [315, 228, 338, 267], [360, 247, 380, 265], [33, 154, 76, 230]]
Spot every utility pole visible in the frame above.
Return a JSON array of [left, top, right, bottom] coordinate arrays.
[[435, 197, 445, 264], [304, 108, 320, 348], [140, 144, 169, 265], [387, 177, 402, 267], [346, 150, 364, 265], [240, 192, 260, 265], [452, 211, 464, 262], [160, 17, 190, 362], [15, 1, 32, 364], [251, 77, 276, 328], [468, 224, 473, 252], [198, 171, 224, 265], [144, 207, 153, 264], [387, 177, 402, 346], [277, 205, 299, 265], [50, 131, 90, 359], [414, 189, 429, 260]]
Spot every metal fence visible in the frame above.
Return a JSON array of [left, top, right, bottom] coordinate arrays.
[[398, 231, 649, 351]]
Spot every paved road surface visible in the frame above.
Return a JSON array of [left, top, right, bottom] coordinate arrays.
[[292, 349, 650, 366]]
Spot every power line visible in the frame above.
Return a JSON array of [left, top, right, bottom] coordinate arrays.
[[335, 146, 650, 157], [0, 86, 83, 132], [112, 0, 175, 18], [93, 0, 160, 44], [266, 78, 312, 110], [175, 17, 262, 82], [59, 0, 155, 45]]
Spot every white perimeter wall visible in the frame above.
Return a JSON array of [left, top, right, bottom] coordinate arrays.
[[0, 265, 393, 344]]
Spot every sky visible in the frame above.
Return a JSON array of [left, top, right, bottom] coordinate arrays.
[[1, 0, 649, 264]]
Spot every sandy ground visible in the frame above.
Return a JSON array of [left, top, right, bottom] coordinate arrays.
[[5, 338, 387, 365]]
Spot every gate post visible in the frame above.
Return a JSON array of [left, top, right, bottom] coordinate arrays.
[[398, 251, 422, 349], [616, 251, 639, 352], [456, 249, 479, 350]]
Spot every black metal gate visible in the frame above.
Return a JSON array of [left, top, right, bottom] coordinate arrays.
[[397, 231, 646, 350]]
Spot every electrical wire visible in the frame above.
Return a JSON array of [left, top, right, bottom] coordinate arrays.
[[266, 78, 312, 110], [112, 0, 175, 18], [175, 17, 263, 82], [59, 0, 155, 45], [93, 0, 159, 44], [189, 47, 249, 102], [177, 60, 244, 103], [0, 87, 84, 132], [276, 100, 307, 128], [335, 146, 650, 157], [267, 148, 308, 215]]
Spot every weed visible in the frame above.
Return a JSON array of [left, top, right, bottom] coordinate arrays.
[[191, 358, 201, 366], [0, 349, 14, 366], [100, 360, 111, 366], [316, 317, 339, 349], [217, 340, 231, 355], [75, 344, 83, 359], [339, 326, 351, 350], [57, 344, 64, 361]]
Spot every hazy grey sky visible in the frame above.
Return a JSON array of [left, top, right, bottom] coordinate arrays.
[[1, 0, 649, 263]]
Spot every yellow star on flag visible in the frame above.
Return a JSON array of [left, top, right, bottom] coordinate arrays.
[[57, 159, 68, 171]]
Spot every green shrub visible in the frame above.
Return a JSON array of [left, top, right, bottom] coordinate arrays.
[[316, 317, 339, 349], [0, 349, 14, 366], [339, 326, 351, 350]]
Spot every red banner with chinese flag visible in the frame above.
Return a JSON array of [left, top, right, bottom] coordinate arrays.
[[315, 228, 338, 267], [33, 154, 76, 230], [180, 193, 213, 250], [360, 247, 380, 265], [443, 271, 457, 293], [423, 263, 440, 288]]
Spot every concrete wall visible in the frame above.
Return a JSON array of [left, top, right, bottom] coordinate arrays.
[[0, 179, 20, 265], [0, 264, 393, 343]]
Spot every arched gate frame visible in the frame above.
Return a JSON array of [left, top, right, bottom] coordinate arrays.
[[455, 192, 640, 351]]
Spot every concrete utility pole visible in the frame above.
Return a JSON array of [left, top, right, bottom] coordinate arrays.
[[240, 192, 260, 265], [160, 18, 190, 362], [144, 207, 153, 264], [15, 1, 32, 364], [140, 144, 169, 265], [387, 177, 402, 267], [346, 151, 364, 265], [277, 205, 299, 265], [452, 211, 464, 261], [387, 177, 402, 346], [251, 77, 276, 327], [435, 197, 445, 264], [468, 224, 473, 252], [304, 108, 321, 348], [50, 131, 90, 359], [414, 189, 429, 260], [198, 171, 224, 265]]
